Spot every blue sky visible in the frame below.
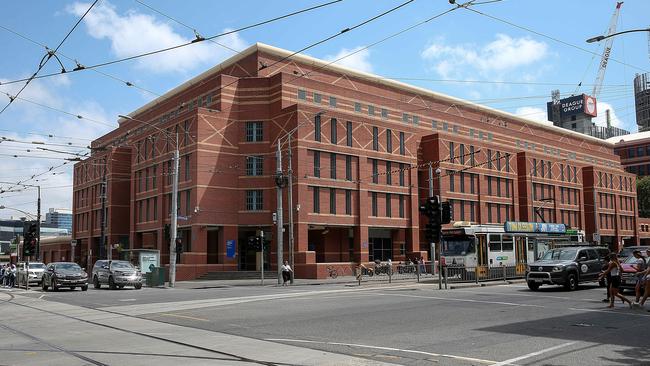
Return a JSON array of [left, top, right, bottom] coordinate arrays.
[[0, 0, 649, 219]]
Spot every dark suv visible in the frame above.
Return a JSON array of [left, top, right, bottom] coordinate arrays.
[[92, 260, 143, 290], [526, 247, 609, 291]]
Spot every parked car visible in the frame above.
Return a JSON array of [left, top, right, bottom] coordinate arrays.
[[620, 253, 648, 292], [618, 246, 650, 260], [526, 247, 608, 291], [41, 262, 88, 291], [92, 260, 143, 290], [16, 261, 46, 285]]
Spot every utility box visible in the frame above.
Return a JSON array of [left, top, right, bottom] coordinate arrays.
[[149, 266, 167, 287]]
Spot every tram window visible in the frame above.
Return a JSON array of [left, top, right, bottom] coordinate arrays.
[[489, 234, 502, 251], [501, 235, 513, 251]]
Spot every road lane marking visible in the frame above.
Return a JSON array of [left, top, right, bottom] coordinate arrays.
[[118, 299, 137, 302], [490, 342, 576, 366], [377, 292, 545, 308], [265, 338, 498, 365], [158, 313, 211, 322]]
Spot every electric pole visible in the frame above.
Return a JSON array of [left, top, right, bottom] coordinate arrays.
[[287, 137, 295, 283], [100, 157, 108, 260], [275, 142, 284, 286], [169, 132, 180, 287]]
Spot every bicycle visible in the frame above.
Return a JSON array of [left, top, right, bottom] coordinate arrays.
[[326, 266, 338, 279]]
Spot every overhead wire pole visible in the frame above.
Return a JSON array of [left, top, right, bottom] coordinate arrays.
[[100, 157, 108, 260], [287, 136, 295, 284], [275, 142, 284, 285]]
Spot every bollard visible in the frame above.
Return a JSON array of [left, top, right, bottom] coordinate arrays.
[[389, 268, 392, 284], [416, 263, 420, 283], [444, 267, 448, 289]]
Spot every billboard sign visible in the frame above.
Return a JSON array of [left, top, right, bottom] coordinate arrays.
[[556, 94, 597, 118], [504, 221, 566, 234]]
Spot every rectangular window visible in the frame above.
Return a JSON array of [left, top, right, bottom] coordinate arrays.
[[354, 102, 361, 112], [399, 195, 405, 218], [402, 113, 409, 123], [329, 96, 337, 107], [346, 155, 352, 181], [505, 179, 510, 197], [368, 105, 375, 116], [573, 166, 577, 183], [487, 149, 493, 169], [547, 161, 552, 179], [470, 201, 475, 222], [399, 132, 405, 155], [496, 177, 502, 197], [496, 151, 501, 171], [138, 171, 142, 192], [386, 161, 392, 185], [372, 127, 379, 151], [488, 176, 493, 196], [151, 137, 156, 158], [449, 142, 455, 163], [297, 89, 306, 100], [330, 153, 337, 179], [152, 165, 157, 189], [381, 108, 388, 119], [313, 187, 320, 213], [245, 122, 263, 142], [185, 190, 191, 216], [246, 156, 263, 176], [371, 192, 378, 216], [314, 151, 320, 177], [153, 197, 157, 220], [313, 93, 322, 104], [145, 168, 149, 191], [346, 190, 352, 215], [449, 170, 455, 192], [470, 145, 475, 166], [330, 118, 337, 144], [399, 164, 405, 186], [144, 138, 148, 160], [505, 153, 510, 172], [184, 154, 191, 181], [372, 159, 378, 184], [330, 188, 336, 214], [460, 172, 465, 193], [533, 158, 537, 176], [541, 160, 546, 178], [460, 144, 465, 165], [470, 173, 475, 194], [386, 129, 392, 153], [346, 121, 353, 147], [246, 190, 263, 211], [386, 193, 391, 217], [314, 114, 321, 142]]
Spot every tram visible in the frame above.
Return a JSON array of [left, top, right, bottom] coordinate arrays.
[[440, 221, 585, 276]]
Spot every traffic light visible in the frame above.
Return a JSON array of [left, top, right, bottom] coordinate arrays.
[[441, 201, 453, 224], [22, 223, 37, 257], [420, 196, 441, 243]]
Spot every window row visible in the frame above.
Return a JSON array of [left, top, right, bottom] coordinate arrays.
[[626, 164, 649, 177], [370, 158, 408, 186], [486, 176, 513, 198], [369, 191, 406, 218], [486, 149, 510, 172], [136, 120, 192, 163], [599, 213, 616, 230], [486, 203, 514, 224], [532, 183, 554, 201], [559, 210, 580, 229], [136, 155, 191, 193], [157, 91, 213, 125], [312, 187, 357, 216], [598, 192, 616, 210], [313, 151, 357, 181], [136, 197, 158, 223], [447, 171, 478, 194], [620, 195, 635, 212], [448, 199, 477, 223], [74, 161, 106, 184], [559, 187, 580, 205], [620, 215, 635, 231]]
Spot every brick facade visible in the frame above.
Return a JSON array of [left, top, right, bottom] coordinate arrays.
[[72, 43, 638, 280]]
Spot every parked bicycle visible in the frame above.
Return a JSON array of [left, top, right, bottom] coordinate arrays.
[[326, 266, 338, 279]]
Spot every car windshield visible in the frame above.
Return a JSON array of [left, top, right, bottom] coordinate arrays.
[[111, 262, 134, 269], [29, 263, 45, 269], [56, 263, 81, 271], [441, 237, 475, 256], [541, 249, 577, 261]]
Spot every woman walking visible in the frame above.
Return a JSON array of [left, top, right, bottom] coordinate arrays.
[[598, 254, 632, 309], [281, 260, 293, 286]]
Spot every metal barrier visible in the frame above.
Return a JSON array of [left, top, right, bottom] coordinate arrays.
[[443, 265, 522, 285]]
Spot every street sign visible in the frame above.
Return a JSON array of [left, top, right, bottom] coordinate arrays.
[[178, 215, 189, 221], [70, 239, 77, 247]]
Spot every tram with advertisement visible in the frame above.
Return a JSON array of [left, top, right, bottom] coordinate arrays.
[[440, 221, 585, 278]]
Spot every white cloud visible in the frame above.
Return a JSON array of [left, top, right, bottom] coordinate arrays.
[[67, 1, 247, 74], [421, 34, 548, 79], [515, 106, 553, 125], [324, 46, 373, 73], [592, 101, 632, 131]]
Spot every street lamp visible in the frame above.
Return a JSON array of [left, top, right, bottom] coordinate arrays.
[[275, 110, 325, 284], [0, 205, 37, 219], [118, 114, 180, 287], [586, 27, 650, 43]]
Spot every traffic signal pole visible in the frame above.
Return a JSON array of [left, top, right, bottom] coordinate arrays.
[[428, 164, 435, 281], [275, 142, 284, 286], [169, 133, 180, 288]]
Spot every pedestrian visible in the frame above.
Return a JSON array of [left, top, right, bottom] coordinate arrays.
[[598, 254, 632, 309], [630, 250, 647, 305], [281, 260, 292, 286], [0, 264, 5, 287], [419, 257, 426, 274], [600, 255, 612, 303]]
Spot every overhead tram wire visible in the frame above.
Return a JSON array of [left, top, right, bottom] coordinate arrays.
[[133, 0, 240, 55], [0, 0, 99, 116], [0, 24, 161, 98], [0, 0, 344, 87], [461, 6, 649, 74]]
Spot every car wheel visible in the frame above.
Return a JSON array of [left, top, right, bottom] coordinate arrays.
[[81, 285, 88, 291], [564, 273, 578, 291], [527, 281, 540, 291], [93, 276, 101, 289], [134, 283, 142, 290], [118, 285, 124, 289], [51, 278, 58, 292], [41, 278, 48, 291], [108, 276, 116, 290]]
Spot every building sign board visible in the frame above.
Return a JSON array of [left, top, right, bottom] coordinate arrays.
[[504, 221, 566, 234], [226, 240, 236, 258]]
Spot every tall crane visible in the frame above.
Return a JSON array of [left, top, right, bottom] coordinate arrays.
[[592, 2, 623, 98]]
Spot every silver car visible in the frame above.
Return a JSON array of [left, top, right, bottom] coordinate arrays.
[[92, 260, 143, 290], [17, 262, 46, 285]]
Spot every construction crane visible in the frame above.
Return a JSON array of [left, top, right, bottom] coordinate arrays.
[[592, 1, 624, 99]]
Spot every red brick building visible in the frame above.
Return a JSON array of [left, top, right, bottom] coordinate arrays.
[[72, 43, 638, 280]]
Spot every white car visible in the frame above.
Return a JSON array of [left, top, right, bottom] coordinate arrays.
[[17, 262, 46, 285]]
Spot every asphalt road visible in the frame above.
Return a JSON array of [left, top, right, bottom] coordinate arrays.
[[4, 282, 650, 365]]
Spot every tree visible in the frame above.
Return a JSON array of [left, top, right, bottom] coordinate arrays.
[[637, 176, 650, 218]]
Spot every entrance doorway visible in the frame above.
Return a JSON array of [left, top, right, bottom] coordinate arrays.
[[369, 229, 393, 261]]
